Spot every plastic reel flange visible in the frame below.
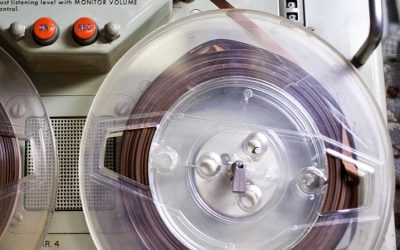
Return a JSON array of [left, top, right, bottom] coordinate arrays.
[[80, 10, 394, 250], [0, 48, 57, 249]]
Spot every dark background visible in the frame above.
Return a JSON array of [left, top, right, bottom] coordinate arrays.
[[383, 0, 400, 248]]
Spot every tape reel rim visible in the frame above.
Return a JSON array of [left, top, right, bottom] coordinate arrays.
[[80, 10, 394, 250]]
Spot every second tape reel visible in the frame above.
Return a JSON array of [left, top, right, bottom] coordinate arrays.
[[0, 48, 57, 250], [80, 10, 394, 250]]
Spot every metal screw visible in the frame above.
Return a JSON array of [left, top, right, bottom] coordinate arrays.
[[9, 22, 26, 40], [249, 140, 262, 155], [288, 14, 298, 21]]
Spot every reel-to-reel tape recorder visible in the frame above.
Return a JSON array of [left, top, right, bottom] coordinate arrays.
[[0, 0, 396, 249]]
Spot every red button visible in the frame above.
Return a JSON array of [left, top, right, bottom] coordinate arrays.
[[72, 17, 98, 45], [32, 17, 58, 45]]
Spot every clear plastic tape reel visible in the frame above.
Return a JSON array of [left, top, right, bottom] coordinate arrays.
[[80, 10, 394, 250], [0, 48, 57, 249]]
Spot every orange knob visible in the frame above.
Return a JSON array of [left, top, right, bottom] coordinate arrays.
[[32, 17, 59, 46], [72, 17, 98, 45]]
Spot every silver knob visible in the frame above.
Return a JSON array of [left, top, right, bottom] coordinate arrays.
[[103, 22, 120, 42], [9, 22, 26, 40]]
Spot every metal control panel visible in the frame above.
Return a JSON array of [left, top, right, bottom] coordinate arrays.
[[0, 0, 171, 72]]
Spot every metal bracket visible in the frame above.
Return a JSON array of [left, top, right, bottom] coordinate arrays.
[[351, 0, 383, 68]]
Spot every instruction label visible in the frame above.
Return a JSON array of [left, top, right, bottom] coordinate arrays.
[[0, 0, 137, 12]]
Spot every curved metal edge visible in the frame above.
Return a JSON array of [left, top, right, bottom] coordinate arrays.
[[351, 0, 383, 68]]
